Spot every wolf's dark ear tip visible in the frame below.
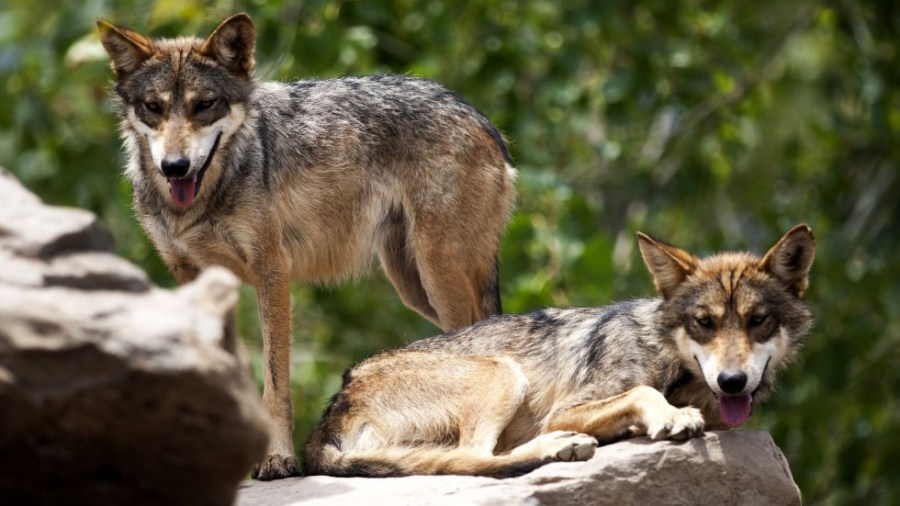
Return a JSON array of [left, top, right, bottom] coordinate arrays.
[[788, 223, 815, 242], [228, 12, 255, 26]]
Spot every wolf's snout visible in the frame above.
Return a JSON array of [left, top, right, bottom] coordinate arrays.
[[161, 156, 191, 178], [717, 371, 748, 395]]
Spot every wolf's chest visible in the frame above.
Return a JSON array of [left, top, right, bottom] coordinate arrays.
[[148, 214, 257, 282]]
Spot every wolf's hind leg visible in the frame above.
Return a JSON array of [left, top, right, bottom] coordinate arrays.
[[376, 209, 441, 327], [456, 357, 530, 455], [402, 161, 512, 331], [451, 359, 597, 474], [337, 353, 529, 455], [411, 235, 502, 331], [312, 355, 597, 477], [328, 430, 595, 478]]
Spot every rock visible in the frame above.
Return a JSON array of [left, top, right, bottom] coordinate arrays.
[[237, 431, 800, 506], [0, 168, 115, 258], [0, 168, 269, 506]]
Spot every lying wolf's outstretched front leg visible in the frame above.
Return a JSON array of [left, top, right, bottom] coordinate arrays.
[[546, 385, 704, 443]]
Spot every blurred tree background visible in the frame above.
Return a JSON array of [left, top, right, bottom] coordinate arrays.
[[1, 0, 898, 502]]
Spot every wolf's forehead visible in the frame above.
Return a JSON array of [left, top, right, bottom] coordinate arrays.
[[129, 61, 176, 91], [689, 257, 770, 310], [126, 59, 217, 97], [690, 272, 769, 314]]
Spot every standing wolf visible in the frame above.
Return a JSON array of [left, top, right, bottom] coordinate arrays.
[[97, 13, 516, 479], [304, 225, 815, 477]]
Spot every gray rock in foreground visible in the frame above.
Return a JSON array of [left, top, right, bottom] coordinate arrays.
[[0, 168, 269, 506], [238, 431, 799, 506]]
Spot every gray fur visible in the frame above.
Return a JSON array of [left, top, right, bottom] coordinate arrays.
[[98, 13, 516, 480], [304, 226, 815, 477]]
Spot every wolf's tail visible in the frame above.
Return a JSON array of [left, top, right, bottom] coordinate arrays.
[[303, 444, 546, 478]]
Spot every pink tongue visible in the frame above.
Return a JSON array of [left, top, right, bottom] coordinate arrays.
[[718, 395, 752, 427], [169, 176, 197, 207]]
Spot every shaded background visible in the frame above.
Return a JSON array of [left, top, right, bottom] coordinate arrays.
[[1, 0, 898, 502]]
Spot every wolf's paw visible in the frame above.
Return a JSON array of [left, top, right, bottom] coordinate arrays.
[[534, 430, 598, 462], [646, 406, 705, 441], [251, 454, 300, 481]]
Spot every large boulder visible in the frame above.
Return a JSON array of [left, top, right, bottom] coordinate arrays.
[[238, 431, 800, 505], [0, 168, 269, 506]]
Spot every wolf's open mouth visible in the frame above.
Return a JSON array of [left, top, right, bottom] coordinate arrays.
[[168, 132, 222, 208], [169, 174, 198, 207], [694, 355, 755, 428], [717, 394, 752, 427]]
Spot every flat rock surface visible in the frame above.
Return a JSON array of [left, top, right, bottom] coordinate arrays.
[[238, 431, 800, 506]]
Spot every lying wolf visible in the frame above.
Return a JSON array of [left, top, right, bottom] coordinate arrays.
[[96, 13, 516, 479], [303, 225, 815, 477]]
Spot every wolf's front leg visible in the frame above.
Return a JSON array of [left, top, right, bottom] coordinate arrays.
[[250, 265, 299, 480], [547, 385, 704, 443]]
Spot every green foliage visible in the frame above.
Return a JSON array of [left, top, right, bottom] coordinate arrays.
[[2, 0, 898, 502]]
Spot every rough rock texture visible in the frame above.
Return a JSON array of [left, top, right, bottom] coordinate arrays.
[[238, 431, 800, 506], [0, 168, 269, 506]]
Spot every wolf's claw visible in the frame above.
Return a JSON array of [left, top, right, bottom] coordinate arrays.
[[251, 454, 300, 481]]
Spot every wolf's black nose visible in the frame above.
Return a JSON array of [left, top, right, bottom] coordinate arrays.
[[717, 371, 748, 395], [161, 157, 191, 178]]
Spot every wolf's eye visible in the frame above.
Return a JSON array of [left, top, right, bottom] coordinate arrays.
[[748, 314, 768, 327], [143, 100, 162, 114], [695, 316, 714, 329], [194, 99, 217, 113]]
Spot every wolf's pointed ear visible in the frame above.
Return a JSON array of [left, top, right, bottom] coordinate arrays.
[[200, 13, 256, 76], [761, 224, 815, 297], [637, 232, 698, 299], [97, 19, 153, 77]]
